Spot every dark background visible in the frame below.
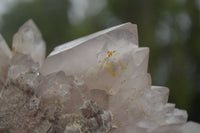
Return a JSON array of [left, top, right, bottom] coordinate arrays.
[[0, 0, 199, 122]]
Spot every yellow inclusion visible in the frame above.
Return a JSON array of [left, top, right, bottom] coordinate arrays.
[[100, 50, 117, 77], [107, 50, 116, 57]]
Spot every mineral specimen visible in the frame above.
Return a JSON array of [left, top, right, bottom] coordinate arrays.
[[0, 20, 199, 133]]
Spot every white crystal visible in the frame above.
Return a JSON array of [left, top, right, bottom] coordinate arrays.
[[12, 19, 46, 66], [41, 23, 140, 93], [49, 22, 138, 56]]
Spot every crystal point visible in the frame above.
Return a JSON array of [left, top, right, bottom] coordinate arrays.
[[12, 19, 46, 66]]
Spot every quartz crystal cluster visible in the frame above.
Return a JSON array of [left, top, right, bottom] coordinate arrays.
[[0, 20, 199, 133]]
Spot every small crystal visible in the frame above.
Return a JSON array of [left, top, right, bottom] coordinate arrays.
[[12, 19, 46, 66]]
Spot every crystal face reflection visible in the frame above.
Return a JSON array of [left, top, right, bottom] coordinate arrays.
[[0, 20, 199, 133]]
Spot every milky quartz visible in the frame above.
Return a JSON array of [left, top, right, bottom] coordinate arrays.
[[0, 20, 200, 133]]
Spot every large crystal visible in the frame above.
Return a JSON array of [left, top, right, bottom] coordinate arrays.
[[0, 21, 200, 133], [12, 19, 46, 66], [41, 22, 138, 75]]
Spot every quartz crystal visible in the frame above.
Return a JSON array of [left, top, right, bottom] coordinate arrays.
[[12, 19, 46, 66], [0, 20, 200, 133]]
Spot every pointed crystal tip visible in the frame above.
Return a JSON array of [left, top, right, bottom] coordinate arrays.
[[0, 34, 12, 59], [17, 19, 42, 37], [12, 19, 46, 66]]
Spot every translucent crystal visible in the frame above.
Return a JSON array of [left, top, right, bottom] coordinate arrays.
[[40, 22, 197, 133], [12, 19, 46, 66], [0, 34, 12, 84], [35, 71, 84, 114], [41, 23, 138, 76]]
